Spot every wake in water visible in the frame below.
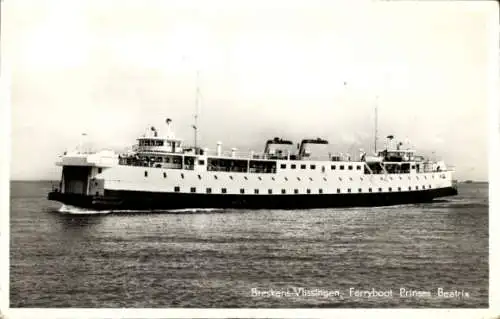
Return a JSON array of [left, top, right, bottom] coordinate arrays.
[[57, 205, 224, 215]]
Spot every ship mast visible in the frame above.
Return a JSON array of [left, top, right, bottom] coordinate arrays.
[[193, 70, 200, 154], [374, 94, 379, 154]]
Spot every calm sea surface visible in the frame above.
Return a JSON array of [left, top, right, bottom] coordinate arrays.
[[10, 181, 488, 308]]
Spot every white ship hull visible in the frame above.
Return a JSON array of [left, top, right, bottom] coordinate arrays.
[[48, 155, 457, 210]]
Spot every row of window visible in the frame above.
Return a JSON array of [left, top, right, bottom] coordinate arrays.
[[173, 185, 433, 194], [146, 170, 439, 182], [280, 163, 364, 171]]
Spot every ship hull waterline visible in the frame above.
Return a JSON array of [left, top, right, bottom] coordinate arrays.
[[48, 187, 458, 211]]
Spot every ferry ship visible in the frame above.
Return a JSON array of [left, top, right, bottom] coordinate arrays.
[[48, 119, 458, 210]]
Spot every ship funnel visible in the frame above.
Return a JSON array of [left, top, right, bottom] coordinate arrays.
[[216, 142, 222, 156]]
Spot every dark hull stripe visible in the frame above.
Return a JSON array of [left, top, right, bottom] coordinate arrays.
[[48, 187, 458, 210]]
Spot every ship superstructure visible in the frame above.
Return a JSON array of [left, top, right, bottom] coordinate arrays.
[[48, 119, 457, 210]]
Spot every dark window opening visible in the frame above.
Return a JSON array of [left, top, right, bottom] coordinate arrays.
[[206, 188, 212, 194], [378, 188, 383, 192], [181, 173, 184, 179], [331, 165, 336, 170], [409, 186, 412, 190], [268, 189, 273, 194], [174, 186, 180, 192], [319, 188, 323, 194], [254, 189, 259, 194], [309, 177, 313, 181], [323, 177, 327, 181], [416, 186, 419, 190], [244, 176, 248, 180], [214, 175, 218, 180], [358, 188, 362, 193], [198, 160, 205, 165], [348, 165, 353, 170], [280, 164, 286, 169], [258, 176, 262, 181], [340, 165, 345, 170], [398, 187, 401, 191], [301, 164, 306, 169], [294, 189, 299, 194], [144, 171, 148, 177], [388, 187, 392, 192], [369, 188, 372, 192], [98, 168, 102, 174], [163, 172, 167, 178], [310, 165, 316, 169], [281, 189, 286, 194], [291, 164, 296, 169], [222, 188, 227, 194], [307, 189, 311, 194], [356, 165, 361, 170], [240, 188, 245, 194], [190, 187, 196, 193], [337, 188, 341, 193], [198, 174, 201, 180], [230, 176, 233, 180], [297, 177, 301, 181], [347, 188, 351, 193], [284, 177, 288, 181]]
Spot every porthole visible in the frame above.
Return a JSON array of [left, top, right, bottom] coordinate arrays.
[[294, 189, 299, 194], [398, 187, 401, 191], [388, 187, 392, 192], [378, 188, 382, 192], [281, 189, 286, 194], [222, 188, 227, 194], [307, 189, 311, 194], [268, 189, 273, 194], [358, 188, 362, 193], [319, 189, 323, 194], [240, 188, 245, 194], [408, 186, 412, 191]]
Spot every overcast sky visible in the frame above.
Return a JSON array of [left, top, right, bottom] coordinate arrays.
[[4, 0, 496, 181]]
